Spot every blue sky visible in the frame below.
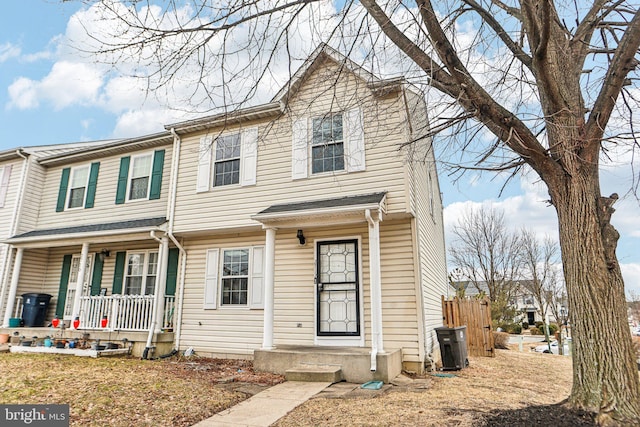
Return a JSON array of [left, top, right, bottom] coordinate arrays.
[[2, 1, 639, 295]]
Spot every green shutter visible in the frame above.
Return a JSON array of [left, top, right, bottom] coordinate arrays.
[[115, 156, 130, 205], [90, 253, 104, 296], [112, 251, 126, 294], [55, 255, 73, 317], [56, 168, 71, 212], [165, 248, 179, 296], [149, 150, 165, 200], [85, 162, 100, 209]]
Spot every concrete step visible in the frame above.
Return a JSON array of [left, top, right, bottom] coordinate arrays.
[[285, 364, 343, 383]]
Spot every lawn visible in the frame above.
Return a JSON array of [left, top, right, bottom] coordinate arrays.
[[0, 353, 283, 426], [275, 348, 590, 426], [0, 348, 592, 426]]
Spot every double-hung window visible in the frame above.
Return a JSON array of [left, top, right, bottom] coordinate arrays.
[[67, 166, 90, 209], [124, 251, 158, 295], [311, 113, 344, 174], [221, 249, 249, 305], [128, 154, 153, 200], [214, 134, 241, 187]]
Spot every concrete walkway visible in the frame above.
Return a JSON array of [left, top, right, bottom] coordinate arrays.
[[192, 381, 331, 427]]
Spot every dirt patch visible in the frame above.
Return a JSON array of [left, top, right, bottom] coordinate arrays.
[[0, 353, 283, 426], [275, 349, 590, 426]]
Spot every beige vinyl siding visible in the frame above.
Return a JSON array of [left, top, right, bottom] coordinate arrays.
[[178, 220, 421, 363], [173, 61, 411, 234], [413, 153, 449, 356], [179, 233, 268, 357], [16, 160, 46, 235], [35, 145, 172, 230]]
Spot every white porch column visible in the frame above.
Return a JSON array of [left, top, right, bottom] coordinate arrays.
[[2, 247, 23, 327], [366, 209, 384, 353], [153, 236, 169, 333], [262, 226, 276, 349], [71, 242, 89, 329]]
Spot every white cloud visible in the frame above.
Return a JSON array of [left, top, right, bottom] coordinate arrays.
[[622, 263, 640, 296], [0, 42, 21, 63], [7, 77, 39, 109]]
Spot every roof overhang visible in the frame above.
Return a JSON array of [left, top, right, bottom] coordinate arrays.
[[0, 148, 29, 163], [4, 217, 167, 248], [166, 103, 283, 135], [251, 192, 387, 228], [38, 132, 173, 167]]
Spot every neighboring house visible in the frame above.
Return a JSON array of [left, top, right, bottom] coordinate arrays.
[[0, 134, 178, 354], [453, 280, 553, 325], [0, 45, 448, 381]]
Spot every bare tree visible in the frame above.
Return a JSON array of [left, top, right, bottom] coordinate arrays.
[[72, 0, 640, 423], [520, 229, 560, 347], [449, 206, 523, 323]]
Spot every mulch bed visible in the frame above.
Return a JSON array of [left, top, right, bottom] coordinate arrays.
[[478, 403, 596, 426]]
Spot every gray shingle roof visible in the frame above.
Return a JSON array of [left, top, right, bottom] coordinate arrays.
[[257, 192, 386, 215], [11, 217, 167, 239]]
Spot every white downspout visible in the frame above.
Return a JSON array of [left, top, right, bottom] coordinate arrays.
[[0, 150, 29, 325], [167, 127, 187, 351], [365, 208, 380, 371], [145, 232, 168, 357]]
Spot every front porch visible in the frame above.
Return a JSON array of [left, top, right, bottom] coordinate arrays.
[[253, 345, 403, 383]]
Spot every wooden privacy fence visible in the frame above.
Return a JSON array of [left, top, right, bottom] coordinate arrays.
[[442, 295, 495, 357]]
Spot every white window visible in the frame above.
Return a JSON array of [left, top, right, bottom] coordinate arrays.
[[67, 166, 90, 209], [203, 246, 264, 309], [221, 248, 249, 305], [312, 113, 344, 174], [128, 154, 153, 200], [291, 108, 365, 180], [124, 251, 158, 295], [196, 127, 258, 192], [214, 134, 241, 186]]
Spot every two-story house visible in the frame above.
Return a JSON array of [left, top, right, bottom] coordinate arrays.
[[164, 45, 448, 381], [0, 45, 448, 381], [0, 134, 178, 355]]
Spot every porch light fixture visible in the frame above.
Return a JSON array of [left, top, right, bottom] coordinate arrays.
[[296, 229, 306, 245], [100, 315, 108, 328], [98, 249, 111, 262], [73, 317, 80, 329]]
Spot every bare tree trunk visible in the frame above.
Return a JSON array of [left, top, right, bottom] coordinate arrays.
[[551, 167, 640, 425]]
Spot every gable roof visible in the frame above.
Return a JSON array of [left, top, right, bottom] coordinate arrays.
[[166, 44, 409, 135]]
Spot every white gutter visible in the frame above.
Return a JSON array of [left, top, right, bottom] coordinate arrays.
[[167, 128, 187, 351], [0, 150, 28, 326]]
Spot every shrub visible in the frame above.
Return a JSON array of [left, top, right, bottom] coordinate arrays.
[[529, 326, 543, 335], [547, 323, 559, 336], [522, 321, 529, 330], [535, 321, 544, 329], [494, 332, 510, 349], [507, 323, 522, 335]]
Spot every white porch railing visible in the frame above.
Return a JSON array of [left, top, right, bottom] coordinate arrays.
[[78, 295, 175, 332], [13, 296, 22, 318]]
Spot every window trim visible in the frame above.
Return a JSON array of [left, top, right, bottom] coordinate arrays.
[[204, 245, 264, 310], [65, 165, 91, 210], [126, 152, 154, 202], [123, 250, 159, 296]]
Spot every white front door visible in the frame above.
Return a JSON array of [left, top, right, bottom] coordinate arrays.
[[63, 255, 92, 320], [316, 240, 361, 341]]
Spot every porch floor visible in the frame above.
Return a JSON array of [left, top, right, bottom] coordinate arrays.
[[0, 327, 174, 358], [253, 345, 403, 384]]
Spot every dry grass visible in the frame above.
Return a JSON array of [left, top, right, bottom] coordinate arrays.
[[0, 353, 283, 426], [275, 349, 574, 427]]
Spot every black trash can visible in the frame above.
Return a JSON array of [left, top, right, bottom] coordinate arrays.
[[21, 293, 52, 327], [435, 326, 469, 370]]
